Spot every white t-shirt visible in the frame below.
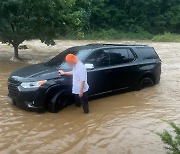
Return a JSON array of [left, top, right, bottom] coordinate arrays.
[[72, 61, 89, 94]]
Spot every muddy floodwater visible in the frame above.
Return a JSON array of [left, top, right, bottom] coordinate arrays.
[[0, 40, 180, 154]]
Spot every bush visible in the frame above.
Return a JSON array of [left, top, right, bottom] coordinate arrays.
[[62, 28, 154, 40], [156, 121, 180, 154], [152, 32, 180, 42], [84, 29, 154, 40], [60, 29, 180, 42]]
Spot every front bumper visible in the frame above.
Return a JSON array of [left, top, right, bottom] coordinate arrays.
[[9, 96, 45, 112], [8, 85, 46, 112]]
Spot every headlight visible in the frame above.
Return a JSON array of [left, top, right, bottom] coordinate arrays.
[[21, 80, 47, 88]]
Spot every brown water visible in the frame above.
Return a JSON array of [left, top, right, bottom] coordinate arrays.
[[0, 40, 180, 154]]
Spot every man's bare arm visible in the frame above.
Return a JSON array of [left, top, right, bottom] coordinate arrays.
[[58, 70, 72, 75], [79, 81, 85, 97]]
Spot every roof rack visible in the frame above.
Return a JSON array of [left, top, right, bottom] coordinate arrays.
[[86, 43, 148, 47], [103, 44, 148, 46]]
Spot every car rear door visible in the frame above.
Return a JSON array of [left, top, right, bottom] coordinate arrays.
[[107, 48, 136, 90], [83, 49, 111, 96]]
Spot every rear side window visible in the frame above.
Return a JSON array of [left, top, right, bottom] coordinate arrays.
[[108, 48, 135, 66], [137, 47, 159, 60]]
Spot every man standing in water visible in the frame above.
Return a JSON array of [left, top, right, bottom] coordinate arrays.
[[58, 54, 89, 114]]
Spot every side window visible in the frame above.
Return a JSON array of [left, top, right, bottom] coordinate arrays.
[[128, 50, 135, 62], [84, 49, 109, 68], [137, 47, 159, 60], [108, 48, 130, 66]]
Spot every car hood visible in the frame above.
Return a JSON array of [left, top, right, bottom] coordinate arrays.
[[9, 63, 61, 82]]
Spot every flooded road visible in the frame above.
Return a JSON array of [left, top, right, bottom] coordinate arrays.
[[0, 40, 180, 154]]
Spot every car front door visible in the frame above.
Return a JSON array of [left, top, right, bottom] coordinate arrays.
[[107, 48, 136, 90], [83, 49, 111, 96]]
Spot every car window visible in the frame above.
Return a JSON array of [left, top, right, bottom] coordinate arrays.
[[108, 48, 130, 66], [137, 47, 159, 60], [84, 49, 109, 68], [128, 50, 135, 62], [46, 49, 92, 69]]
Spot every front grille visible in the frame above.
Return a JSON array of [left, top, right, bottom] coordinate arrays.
[[8, 78, 21, 85], [8, 78, 21, 97]]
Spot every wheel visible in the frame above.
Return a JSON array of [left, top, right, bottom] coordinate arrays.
[[138, 77, 154, 90], [48, 91, 70, 113]]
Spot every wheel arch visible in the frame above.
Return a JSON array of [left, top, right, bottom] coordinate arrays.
[[139, 72, 156, 84], [45, 84, 71, 106]]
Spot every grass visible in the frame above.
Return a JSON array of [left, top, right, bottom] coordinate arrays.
[[83, 29, 154, 40], [61, 29, 180, 42], [152, 32, 180, 42]]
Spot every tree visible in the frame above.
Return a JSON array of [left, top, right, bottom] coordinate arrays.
[[156, 121, 180, 154], [0, 0, 81, 59], [77, 0, 180, 34]]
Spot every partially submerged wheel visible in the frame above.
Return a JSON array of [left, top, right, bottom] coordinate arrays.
[[48, 91, 70, 113], [138, 77, 154, 90]]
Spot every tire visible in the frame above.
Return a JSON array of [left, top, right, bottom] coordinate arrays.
[[138, 77, 154, 90], [48, 91, 70, 113]]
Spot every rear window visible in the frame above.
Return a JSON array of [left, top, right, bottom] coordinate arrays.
[[137, 47, 159, 60]]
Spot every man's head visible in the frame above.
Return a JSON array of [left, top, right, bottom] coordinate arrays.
[[65, 54, 78, 67]]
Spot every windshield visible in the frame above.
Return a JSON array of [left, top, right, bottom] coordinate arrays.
[[46, 48, 92, 69]]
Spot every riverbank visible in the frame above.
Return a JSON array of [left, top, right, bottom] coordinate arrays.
[[61, 30, 180, 42]]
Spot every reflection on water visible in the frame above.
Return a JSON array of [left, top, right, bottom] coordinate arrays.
[[0, 40, 180, 154]]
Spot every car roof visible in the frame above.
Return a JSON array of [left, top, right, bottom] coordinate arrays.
[[67, 43, 149, 51]]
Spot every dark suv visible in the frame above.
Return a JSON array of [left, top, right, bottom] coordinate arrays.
[[8, 44, 161, 113]]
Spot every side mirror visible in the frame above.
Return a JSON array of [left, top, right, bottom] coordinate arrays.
[[85, 63, 94, 70]]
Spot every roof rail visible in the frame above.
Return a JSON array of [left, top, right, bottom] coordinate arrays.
[[86, 43, 148, 47], [103, 44, 148, 46], [85, 43, 104, 46]]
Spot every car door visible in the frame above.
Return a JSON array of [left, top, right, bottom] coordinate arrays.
[[83, 49, 111, 96], [107, 48, 136, 90]]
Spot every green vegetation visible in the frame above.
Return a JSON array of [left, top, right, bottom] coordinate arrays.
[[62, 29, 154, 40], [0, 0, 180, 58], [156, 121, 180, 154], [73, 0, 180, 40], [63, 29, 180, 42], [0, 0, 81, 59], [152, 33, 180, 42]]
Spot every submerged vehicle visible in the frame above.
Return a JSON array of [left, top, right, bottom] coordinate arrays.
[[8, 44, 161, 113]]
